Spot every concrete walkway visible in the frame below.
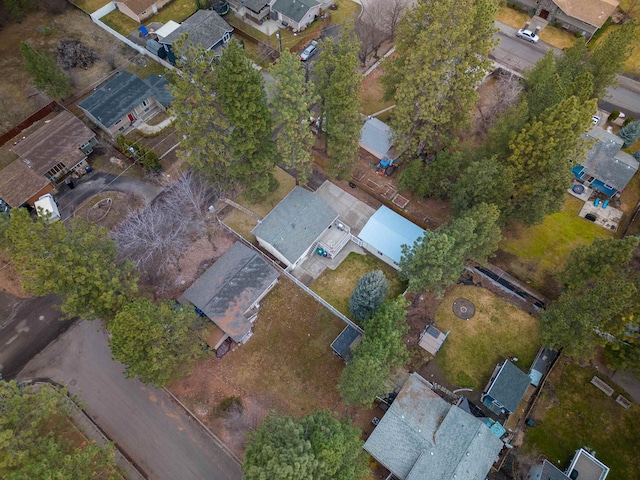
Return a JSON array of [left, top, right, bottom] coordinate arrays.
[[136, 116, 175, 135]]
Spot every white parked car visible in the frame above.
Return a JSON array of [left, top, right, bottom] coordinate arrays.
[[299, 40, 318, 61], [592, 115, 600, 126], [516, 29, 539, 43]]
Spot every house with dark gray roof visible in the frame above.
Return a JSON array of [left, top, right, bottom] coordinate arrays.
[[482, 360, 532, 415], [179, 242, 279, 348], [252, 186, 339, 269], [572, 127, 639, 197], [364, 373, 503, 480], [271, 0, 321, 32], [159, 9, 233, 57], [78, 72, 172, 137], [527, 459, 571, 480], [331, 325, 362, 362]]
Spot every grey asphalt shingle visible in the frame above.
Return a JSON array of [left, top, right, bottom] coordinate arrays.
[[160, 9, 233, 51], [180, 242, 279, 341], [364, 373, 503, 480], [272, 0, 320, 22], [485, 361, 530, 413], [583, 127, 639, 192], [77, 72, 172, 128], [252, 186, 338, 265]]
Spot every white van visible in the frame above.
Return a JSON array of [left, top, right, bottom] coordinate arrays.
[[34, 194, 61, 222]]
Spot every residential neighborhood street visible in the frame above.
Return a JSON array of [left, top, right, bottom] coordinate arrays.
[[492, 22, 640, 119], [0, 292, 74, 380], [17, 320, 243, 480]]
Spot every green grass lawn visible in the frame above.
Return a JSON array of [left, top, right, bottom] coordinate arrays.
[[72, 0, 110, 13], [434, 285, 540, 389], [522, 357, 640, 479], [149, 0, 197, 24], [101, 9, 140, 35], [124, 59, 169, 79], [310, 252, 407, 320], [497, 195, 613, 297]]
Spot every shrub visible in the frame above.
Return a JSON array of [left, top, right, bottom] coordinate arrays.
[[349, 270, 389, 323], [608, 110, 621, 122], [623, 117, 635, 127], [217, 396, 243, 418]]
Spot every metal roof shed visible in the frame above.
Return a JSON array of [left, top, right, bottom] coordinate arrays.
[[357, 206, 424, 269], [359, 117, 393, 159]]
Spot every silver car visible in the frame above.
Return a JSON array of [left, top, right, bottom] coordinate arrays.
[[516, 29, 539, 43], [299, 40, 318, 61]]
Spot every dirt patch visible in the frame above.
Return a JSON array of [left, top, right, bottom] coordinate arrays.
[[75, 191, 145, 230], [0, 8, 134, 134]]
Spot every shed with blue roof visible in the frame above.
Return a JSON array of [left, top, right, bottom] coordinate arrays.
[[357, 206, 425, 269]]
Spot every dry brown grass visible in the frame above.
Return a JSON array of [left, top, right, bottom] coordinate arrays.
[[538, 27, 577, 49], [0, 8, 132, 134], [434, 285, 540, 389], [74, 191, 144, 230], [360, 69, 394, 116], [171, 279, 348, 456], [495, 5, 531, 28]]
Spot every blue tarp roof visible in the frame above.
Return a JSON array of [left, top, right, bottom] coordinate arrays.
[[358, 206, 425, 264]]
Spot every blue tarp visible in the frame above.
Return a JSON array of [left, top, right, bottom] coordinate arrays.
[[590, 179, 616, 197]]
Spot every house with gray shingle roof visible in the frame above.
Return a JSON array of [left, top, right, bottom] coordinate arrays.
[[159, 9, 233, 57], [271, 0, 321, 32], [78, 72, 172, 137], [482, 359, 531, 415], [179, 242, 279, 348], [572, 126, 639, 197], [252, 186, 339, 270], [364, 373, 503, 480]]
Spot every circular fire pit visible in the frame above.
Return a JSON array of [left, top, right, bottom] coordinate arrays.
[[453, 298, 475, 320]]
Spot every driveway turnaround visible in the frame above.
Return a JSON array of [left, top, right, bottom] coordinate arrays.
[[18, 320, 243, 480]]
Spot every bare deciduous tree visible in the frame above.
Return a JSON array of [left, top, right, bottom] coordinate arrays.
[[355, 7, 388, 67], [476, 70, 523, 135], [386, 0, 410, 39], [113, 172, 217, 278]]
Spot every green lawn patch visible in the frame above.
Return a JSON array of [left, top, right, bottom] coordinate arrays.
[[101, 9, 139, 35], [310, 252, 407, 319], [497, 195, 613, 296], [124, 59, 169, 79], [522, 357, 640, 479], [72, 0, 110, 14], [149, 0, 197, 24], [434, 285, 540, 389]]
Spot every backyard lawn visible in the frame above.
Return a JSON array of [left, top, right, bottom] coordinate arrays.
[[522, 357, 640, 479], [496, 195, 613, 297], [434, 285, 540, 389], [311, 252, 407, 320], [170, 279, 350, 455], [101, 9, 139, 35]]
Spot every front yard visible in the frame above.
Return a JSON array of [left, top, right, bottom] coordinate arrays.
[[310, 252, 407, 319], [522, 357, 640, 479], [495, 195, 613, 298], [433, 285, 540, 389], [170, 279, 356, 456]]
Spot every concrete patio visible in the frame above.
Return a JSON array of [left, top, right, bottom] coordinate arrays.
[[578, 199, 623, 231]]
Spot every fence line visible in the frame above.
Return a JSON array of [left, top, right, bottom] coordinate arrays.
[[88, 3, 175, 71], [216, 219, 364, 335]]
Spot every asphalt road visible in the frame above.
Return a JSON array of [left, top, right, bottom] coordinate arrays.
[[0, 292, 75, 380], [493, 22, 640, 119], [18, 320, 243, 480]]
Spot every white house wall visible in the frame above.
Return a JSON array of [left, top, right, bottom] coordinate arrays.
[[361, 243, 399, 270]]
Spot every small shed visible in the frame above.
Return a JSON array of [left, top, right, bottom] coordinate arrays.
[[357, 206, 424, 269], [418, 325, 449, 356], [331, 325, 362, 362], [360, 117, 393, 160], [34, 194, 60, 222], [481, 360, 531, 415], [179, 242, 279, 348], [528, 347, 557, 387], [566, 448, 610, 480], [252, 186, 338, 270]]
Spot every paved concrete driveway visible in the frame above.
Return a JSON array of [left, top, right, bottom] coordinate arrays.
[[18, 320, 243, 480]]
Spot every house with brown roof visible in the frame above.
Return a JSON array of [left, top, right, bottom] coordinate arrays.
[[114, 0, 173, 22], [0, 110, 97, 209], [512, 0, 619, 38]]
